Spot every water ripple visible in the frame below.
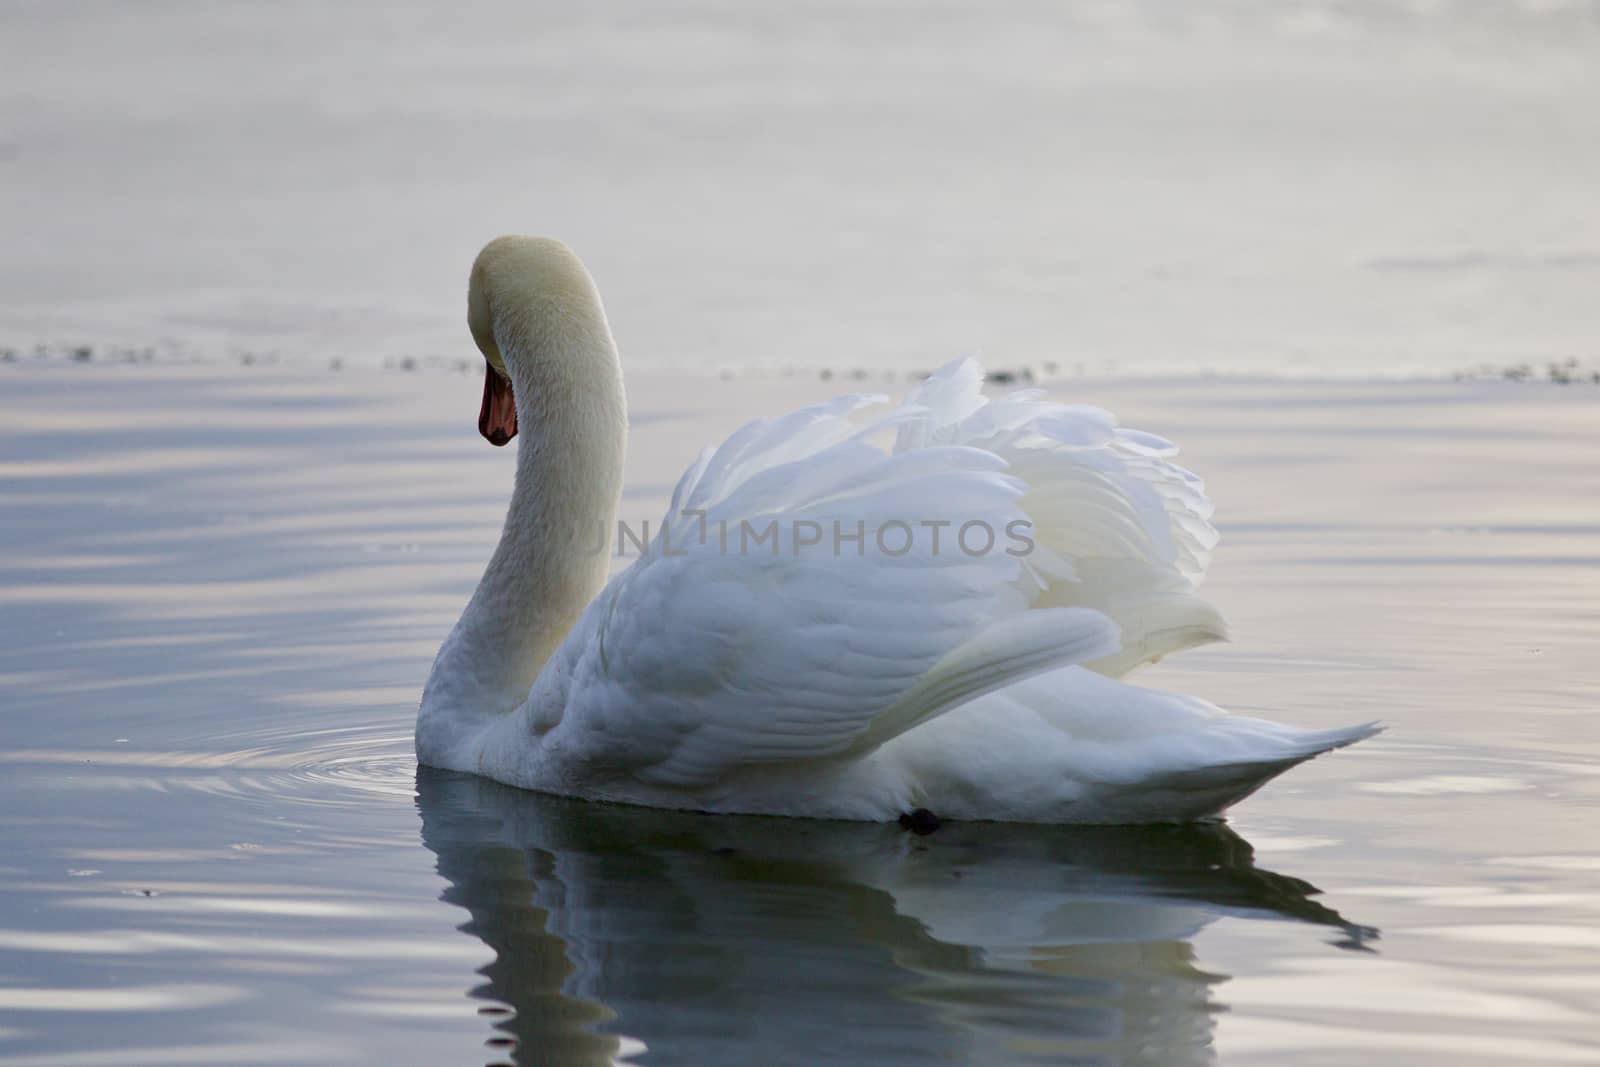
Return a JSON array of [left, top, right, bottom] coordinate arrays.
[[0, 727, 416, 811]]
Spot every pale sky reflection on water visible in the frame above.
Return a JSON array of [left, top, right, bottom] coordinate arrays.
[[2, 0, 1598, 376]]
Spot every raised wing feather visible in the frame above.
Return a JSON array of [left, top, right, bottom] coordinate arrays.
[[895, 362, 1225, 675]]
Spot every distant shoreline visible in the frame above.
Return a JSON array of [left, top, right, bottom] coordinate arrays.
[[4, 342, 1597, 390]]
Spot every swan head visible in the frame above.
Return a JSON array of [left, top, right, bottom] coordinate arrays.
[[467, 235, 615, 447]]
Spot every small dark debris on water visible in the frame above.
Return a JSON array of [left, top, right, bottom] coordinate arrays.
[[1456, 359, 1599, 386], [711, 846, 738, 856], [899, 808, 942, 835]]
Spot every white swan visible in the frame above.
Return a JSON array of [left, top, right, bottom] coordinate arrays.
[[417, 235, 1378, 823]]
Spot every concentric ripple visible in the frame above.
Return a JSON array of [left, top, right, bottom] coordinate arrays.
[[2, 724, 419, 811]]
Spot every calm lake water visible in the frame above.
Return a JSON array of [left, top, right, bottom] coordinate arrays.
[[2, 361, 1597, 1065]]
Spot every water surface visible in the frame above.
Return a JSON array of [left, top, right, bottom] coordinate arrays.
[[2, 363, 1597, 1064]]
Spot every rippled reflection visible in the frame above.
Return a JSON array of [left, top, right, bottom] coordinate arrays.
[[417, 769, 1374, 1066]]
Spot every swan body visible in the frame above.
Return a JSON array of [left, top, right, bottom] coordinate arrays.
[[417, 236, 1377, 823]]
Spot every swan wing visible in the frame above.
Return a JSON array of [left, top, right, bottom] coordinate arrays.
[[527, 359, 1222, 788]]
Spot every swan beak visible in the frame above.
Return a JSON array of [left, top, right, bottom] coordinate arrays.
[[478, 367, 518, 446]]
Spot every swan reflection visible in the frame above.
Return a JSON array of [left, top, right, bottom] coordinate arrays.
[[416, 768, 1374, 1066]]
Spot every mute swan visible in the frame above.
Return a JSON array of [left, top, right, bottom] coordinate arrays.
[[417, 235, 1377, 823]]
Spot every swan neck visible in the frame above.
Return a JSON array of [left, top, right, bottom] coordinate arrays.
[[427, 318, 626, 731]]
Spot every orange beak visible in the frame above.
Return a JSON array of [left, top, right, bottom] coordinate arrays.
[[478, 367, 518, 446]]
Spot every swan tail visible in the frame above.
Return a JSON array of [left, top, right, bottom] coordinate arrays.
[[1158, 721, 1382, 788], [846, 608, 1122, 755], [1116, 721, 1384, 822]]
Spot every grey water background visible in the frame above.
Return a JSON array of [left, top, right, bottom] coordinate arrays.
[[4, 1, 1600, 1064]]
